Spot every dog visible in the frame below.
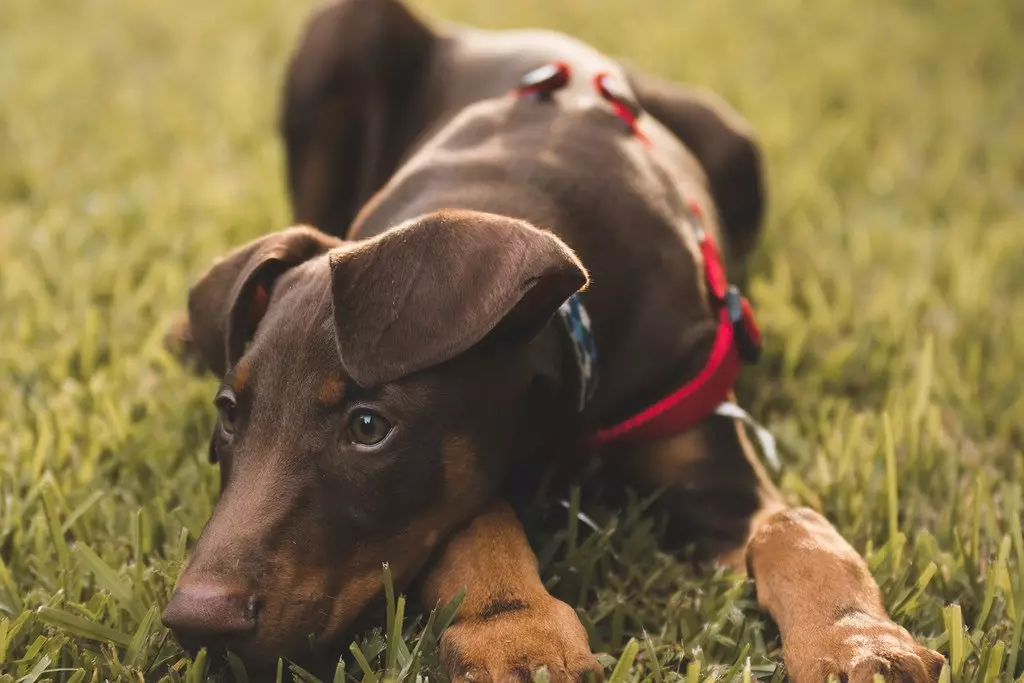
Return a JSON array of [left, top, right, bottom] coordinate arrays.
[[161, 0, 946, 680]]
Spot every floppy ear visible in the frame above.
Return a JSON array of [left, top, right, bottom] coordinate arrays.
[[187, 226, 343, 376], [329, 210, 588, 387], [624, 66, 765, 258], [281, 0, 438, 236]]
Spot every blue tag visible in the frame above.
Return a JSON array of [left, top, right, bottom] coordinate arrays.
[[558, 294, 598, 411]]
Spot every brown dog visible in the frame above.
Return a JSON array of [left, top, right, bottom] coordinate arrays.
[[162, 0, 946, 680]]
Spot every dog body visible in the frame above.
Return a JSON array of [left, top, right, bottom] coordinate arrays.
[[163, 1, 944, 680]]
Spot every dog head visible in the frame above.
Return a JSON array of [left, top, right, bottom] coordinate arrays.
[[161, 211, 586, 669]]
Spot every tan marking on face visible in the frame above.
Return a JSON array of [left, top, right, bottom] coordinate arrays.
[[315, 375, 345, 405], [232, 360, 251, 392], [318, 512, 463, 644], [261, 561, 332, 645], [264, 438, 490, 648], [315, 461, 495, 643]]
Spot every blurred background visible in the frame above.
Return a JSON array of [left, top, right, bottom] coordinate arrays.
[[1, 0, 1021, 680]]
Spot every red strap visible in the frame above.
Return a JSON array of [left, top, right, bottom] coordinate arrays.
[[592, 210, 756, 445], [592, 306, 740, 444], [594, 73, 650, 146]]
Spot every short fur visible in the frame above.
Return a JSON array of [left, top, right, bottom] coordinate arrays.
[[163, 1, 944, 681]]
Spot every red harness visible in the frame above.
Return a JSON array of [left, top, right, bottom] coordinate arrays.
[[514, 63, 762, 445]]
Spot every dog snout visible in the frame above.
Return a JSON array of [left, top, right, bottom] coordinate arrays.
[[162, 578, 258, 646]]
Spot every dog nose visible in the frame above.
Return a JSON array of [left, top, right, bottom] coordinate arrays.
[[161, 580, 257, 643]]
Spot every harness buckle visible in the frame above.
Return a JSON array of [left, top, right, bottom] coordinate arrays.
[[515, 62, 571, 100], [725, 285, 762, 364]]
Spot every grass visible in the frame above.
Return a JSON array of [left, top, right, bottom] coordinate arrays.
[[1, 0, 1022, 679]]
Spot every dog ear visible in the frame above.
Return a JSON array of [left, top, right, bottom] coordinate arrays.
[[329, 210, 588, 387], [187, 226, 343, 376], [624, 66, 765, 258], [281, 0, 437, 236]]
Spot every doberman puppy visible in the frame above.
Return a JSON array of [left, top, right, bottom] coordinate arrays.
[[162, 0, 946, 680]]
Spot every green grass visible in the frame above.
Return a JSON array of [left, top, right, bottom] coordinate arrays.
[[1, 0, 1022, 679]]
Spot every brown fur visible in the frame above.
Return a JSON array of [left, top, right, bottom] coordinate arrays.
[[422, 502, 602, 683], [163, 0, 944, 680]]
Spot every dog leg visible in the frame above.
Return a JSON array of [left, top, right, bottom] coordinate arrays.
[[747, 507, 945, 682], [421, 500, 602, 683], [608, 416, 944, 683]]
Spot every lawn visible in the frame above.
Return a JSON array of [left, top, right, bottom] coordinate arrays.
[[1, 0, 1022, 680]]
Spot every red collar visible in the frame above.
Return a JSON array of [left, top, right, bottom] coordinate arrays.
[[513, 62, 762, 444], [592, 203, 761, 445]]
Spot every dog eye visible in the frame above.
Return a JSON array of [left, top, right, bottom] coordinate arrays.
[[214, 388, 238, 434], [347, 410, 392, 446]]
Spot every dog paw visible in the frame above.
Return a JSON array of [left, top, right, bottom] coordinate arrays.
[[440, 596, 603, 682], [784, 610, 945, 683]]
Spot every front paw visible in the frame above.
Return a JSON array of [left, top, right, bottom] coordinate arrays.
[[440, 596, 603, 682], [784, 610, 945, 683]]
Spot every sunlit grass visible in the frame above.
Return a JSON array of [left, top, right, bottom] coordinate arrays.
[[1, 0, 1021, 679]]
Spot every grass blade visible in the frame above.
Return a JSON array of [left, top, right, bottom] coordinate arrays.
[[175, 527, 189, 568], [0, 556, 23, 615], [35, 607, 132, 648], [383, 563, 395, 655], [0, 619, 8, 666], [641, 630, 663, 683], [289, 661, 321, 683], [226, 652, 250, 683], [186, 649, 208, 683], [722, 644, 751, 683], [882, 414, 900, 570], [385, 594, 405, 676], [126, 605, 159, 668], [40, 481, 70, 569], [608, 639, 639, 683], [14, 653, 51, 683], [60, 490, 105, 536], [74, 543, 142, 620], [401, 605, 439, 680], [1005, 600, 1023, 681], [943, 604, 965, 677], [432, 589, 465, 638], [350, 642, 379, 683], [983, 640, 1005, 683]]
